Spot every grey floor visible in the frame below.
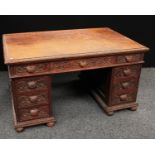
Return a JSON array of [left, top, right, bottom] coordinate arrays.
[[0, 68, 155, 139]]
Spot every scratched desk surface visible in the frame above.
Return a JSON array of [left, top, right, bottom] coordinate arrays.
[[3, 27, 148, 64]]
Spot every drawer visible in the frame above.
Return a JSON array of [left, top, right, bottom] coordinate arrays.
[[16, 92, 49, 109], [50, 56, 116, 73], [17, 105, 50, 122], [112, 64, 141, 80], [110, 92, 137, 105], [112, 78, 138, 93], [117, 53, 144, 64], [10, 62, 50, 77], [14, 76, 50, 94]]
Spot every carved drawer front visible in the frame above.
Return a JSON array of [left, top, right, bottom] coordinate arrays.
[[50, 56, 116, 73], [17, 105, 50, 122], [112, 64, 141, 80], [110, 92, 137, 105], [117, 53, 144, 64], [112, 78, 138, 93], [14, 76, 50, 93], [16, 92, 49, 109], [11, 62, 50, 77]]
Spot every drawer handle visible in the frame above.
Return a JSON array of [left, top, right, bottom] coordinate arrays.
[[123, 69, 131, 76], [29, 96, 38, 103], [26, 65, 36, 73], [27, 81, 37, 89], [79, 61, 87, 67], [30, 109, 39, 116], [121, 82, 130, 89], [120, 94, 128, 101], [125, 56, 133, 62]]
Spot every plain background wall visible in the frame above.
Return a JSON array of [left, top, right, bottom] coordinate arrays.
[[0, 15, 154, 70]]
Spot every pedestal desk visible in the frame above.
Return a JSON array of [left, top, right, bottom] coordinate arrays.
[[3, 28, 149, 132]]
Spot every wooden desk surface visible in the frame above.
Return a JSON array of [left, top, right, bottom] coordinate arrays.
[[3, 27, 149, 64]]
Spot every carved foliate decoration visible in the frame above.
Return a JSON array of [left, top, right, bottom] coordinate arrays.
[[112, 79, 138, 93], [109, 65, 141, 105], [17, 93, 48, 108], [113, 64, 141, 79], [15, 63, 50, 74], [111, 93, 136, 105], [117, 54, 143, 63], [15, 79, 47, 93], [18, 106, 49, 122], [50, 56, 115, 72]]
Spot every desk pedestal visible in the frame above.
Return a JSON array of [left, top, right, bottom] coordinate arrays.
[[80, 64, 141, 115], [10, 75, 55, 132]]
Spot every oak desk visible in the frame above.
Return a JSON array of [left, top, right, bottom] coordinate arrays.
[[3, 28, 149, 132]]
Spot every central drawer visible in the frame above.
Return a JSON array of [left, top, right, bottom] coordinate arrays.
[[50, 56, 116, 73]]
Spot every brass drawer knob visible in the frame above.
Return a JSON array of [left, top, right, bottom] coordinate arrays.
[[30, 108, 39, 116], [79, 61, 87, 67], [27, 81, 37, 89], [29, 95, 38, 103], [125, 56, 133, 62], [123, 69, 131, 76], [121, 82, 130, 89], [120, 94, 128, 101], [26, 65, 36, 73]]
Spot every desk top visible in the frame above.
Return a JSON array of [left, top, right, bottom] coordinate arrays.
[[3, 27, 149, 64]]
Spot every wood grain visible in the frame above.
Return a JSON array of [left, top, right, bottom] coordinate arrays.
[[3, 27, 149, 64]]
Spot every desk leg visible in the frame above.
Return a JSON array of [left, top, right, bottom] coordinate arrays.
[[80, 64, 142, 116], [10, 75, 56, 132]]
